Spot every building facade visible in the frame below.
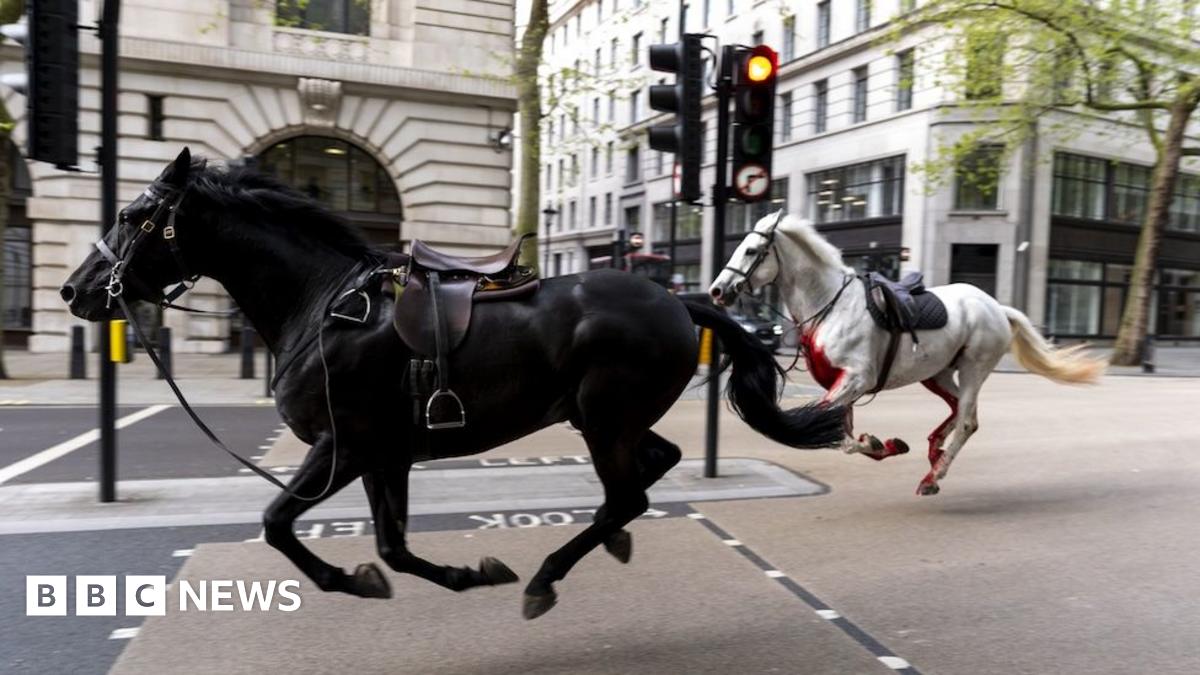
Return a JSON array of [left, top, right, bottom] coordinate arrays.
[[536, 0, 1200, 341], [2, 0, 517, 352]]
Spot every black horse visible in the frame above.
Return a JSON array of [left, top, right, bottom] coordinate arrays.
[[62, 148, 844, 619]]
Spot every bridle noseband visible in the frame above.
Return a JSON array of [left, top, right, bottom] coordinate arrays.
[[722, 211, 785, 295], [95, 167, 204, 310]]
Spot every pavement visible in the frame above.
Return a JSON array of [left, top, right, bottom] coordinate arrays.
[[0, 358, 1198, 673]]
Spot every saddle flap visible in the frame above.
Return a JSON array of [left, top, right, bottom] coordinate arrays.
[[392, 272, 476, 355]]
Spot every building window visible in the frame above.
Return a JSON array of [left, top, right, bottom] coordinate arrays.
[[782, 16, 796, 61], [814, 80, 828, 133], [896, 49, 914, 111], [727, 0, 735, 16], [702, 0, 711, 26], [608, 91, 616, 121], [595, 48, 602, 75], [591, 146, 600, 178], [1052, 153, 1107, 220], [1170, 174, 1200, 233], [604, 192, 613, 225], [816, 1, 831, 49], [569, 200, 578, 230], [631, 33, 642, 67], [275, 0, 369, 36], [610, 38, 619, 67], [900, 0, 916, 12], [625, 205, 642, 233], [606, 142, 614, 175], [570, 154, 579, 186], [954, 145, 1003, 210], [809, 156, 905, 224], [652, 201, 703, 241], [659, 17, 669, 44], [655, 150, 665, 176], [147, 95, 165, 141], [1112, 163, 1151, 224], [965, 33, 1004, 100], [1052, 152, 1200, 233], [856, 0, 871, 32], [852, 66, 868, 123], [780, 91, 793, 141], [629, 88, 641, 122], [1046, 259, 1103, 336], [589, 196, 598, 228], [545, 162, 553, 192], [625, 144, 641, 183]]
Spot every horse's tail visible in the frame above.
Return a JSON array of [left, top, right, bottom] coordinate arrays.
[[680, 297, 846, 449], [1002, 306, 1105, 384]]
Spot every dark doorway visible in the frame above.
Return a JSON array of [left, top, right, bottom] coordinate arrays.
[[950, 243, 999, 296]]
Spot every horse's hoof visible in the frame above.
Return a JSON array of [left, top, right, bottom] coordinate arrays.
[[353, 562, 392, 599], [479, 557, 519, 585], [604, 530, 633, 564], [916, 480, 941, 496], [522, 589, 558, 620], [886, 438, 909, 457]]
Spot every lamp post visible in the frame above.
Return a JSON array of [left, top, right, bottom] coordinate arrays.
[[541, 204, 558, 276]]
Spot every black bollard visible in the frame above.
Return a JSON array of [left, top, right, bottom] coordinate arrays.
[[1142, 335, 1156, 374], [264, 350, 273, 398], [156, 326, 172, 379], [69, 325, 87, 379], [240, 326, 255, 379]]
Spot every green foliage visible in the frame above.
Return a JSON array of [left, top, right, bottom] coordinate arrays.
[[884, 0, 1200, 194]]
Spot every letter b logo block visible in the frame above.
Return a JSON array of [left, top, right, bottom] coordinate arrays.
[[26, 576, 67, 616], [76, 575, 117, 616]]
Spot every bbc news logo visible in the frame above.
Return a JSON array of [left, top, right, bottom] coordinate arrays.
[[26, 576, 302, 616]]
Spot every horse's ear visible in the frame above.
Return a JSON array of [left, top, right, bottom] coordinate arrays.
[[164, 147, 192, 186]]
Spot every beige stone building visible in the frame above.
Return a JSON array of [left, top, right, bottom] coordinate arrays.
[[2, 0, 516, 352]]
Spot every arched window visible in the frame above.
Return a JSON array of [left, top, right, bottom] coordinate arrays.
[[256, 136, 402, 244]]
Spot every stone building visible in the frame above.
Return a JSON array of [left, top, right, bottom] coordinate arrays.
[[536, 0, 1200, 342], [2, 0, 517, 352]]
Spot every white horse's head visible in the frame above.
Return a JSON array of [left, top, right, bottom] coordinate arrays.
[[709, 210, 789, 305]]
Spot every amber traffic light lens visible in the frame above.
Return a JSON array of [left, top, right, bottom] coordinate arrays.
[[746, 55, 774, 82]]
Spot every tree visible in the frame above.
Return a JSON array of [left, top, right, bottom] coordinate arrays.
[[889, 0, 1200, 365], [514, 0, 549, 271], [0, 0, 23, 379]]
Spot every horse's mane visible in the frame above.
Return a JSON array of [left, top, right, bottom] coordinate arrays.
[[776, 214, 853, 273], [189, 164, 372, 256]]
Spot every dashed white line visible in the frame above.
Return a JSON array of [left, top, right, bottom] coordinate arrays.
[[172, 549, 193, 558], [0, 405, 170, 486], [109, 627, 140, 640], [764, 570, 786, 578], [686, 512, 707, 520], [722, 539, 742, 546], [258, 445, 272, 451], [878, 656, 912, 670], [816, 609, 841, 620]]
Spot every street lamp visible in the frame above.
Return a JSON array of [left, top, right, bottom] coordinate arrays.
[[541, 204, 558, 276]]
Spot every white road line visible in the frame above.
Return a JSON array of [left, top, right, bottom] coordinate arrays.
[[0, 405, 170, 486], [686, 512, 707, 520], [816, 609, 841, 620], [877, 656, 912, 670], [722, 539, 742, 546], [109, 627, 140, 640], [257, 445, 272, 451], [172, 549, 194, 558], [764, 570, 786, 578]]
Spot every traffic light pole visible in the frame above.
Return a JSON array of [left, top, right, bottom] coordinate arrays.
[[98, 0, 121, 503], [704, 46, 734, 479]]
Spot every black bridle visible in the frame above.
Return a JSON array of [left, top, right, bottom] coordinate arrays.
[[96, 179, 200, 311], [722, 210, 785, 295]]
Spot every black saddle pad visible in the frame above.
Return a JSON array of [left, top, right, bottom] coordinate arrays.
[[862, 276, 948, 332]]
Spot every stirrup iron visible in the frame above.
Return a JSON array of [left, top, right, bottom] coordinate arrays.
[[425, 389, 466, 430]]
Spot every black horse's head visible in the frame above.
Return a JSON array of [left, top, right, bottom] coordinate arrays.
[[62, 147, 203, 321]]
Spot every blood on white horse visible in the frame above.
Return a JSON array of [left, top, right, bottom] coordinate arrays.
[[710, 213, 1105, 495]]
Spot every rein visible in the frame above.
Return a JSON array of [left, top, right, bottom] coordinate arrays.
[[94, 176, 366, 502]]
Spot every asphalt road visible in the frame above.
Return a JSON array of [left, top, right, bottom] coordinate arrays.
[[1, 372, 1199, 674]]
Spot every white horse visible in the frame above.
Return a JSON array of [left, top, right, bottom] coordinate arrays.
[[710, 213, 1105, 495]]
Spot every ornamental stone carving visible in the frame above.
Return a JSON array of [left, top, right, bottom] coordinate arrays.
[[273, 29, 369, 63], [298, 78, 342, 127]]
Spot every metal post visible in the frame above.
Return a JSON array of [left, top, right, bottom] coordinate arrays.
[[669, 200, 678, 285], [1142, 335, 1156, 374], [98, 0, 122, 503], [240, 326, 255, 379], [264, 350, 274, 398], [69, 325, 86, 379], [704, 46, 734, 479], [156, 326, 172, 379]]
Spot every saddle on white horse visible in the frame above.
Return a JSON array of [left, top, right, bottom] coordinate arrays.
[[860, 272, 949, 394]]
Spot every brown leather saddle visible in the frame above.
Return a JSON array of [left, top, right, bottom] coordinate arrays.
[[391, 234, 538, 429]]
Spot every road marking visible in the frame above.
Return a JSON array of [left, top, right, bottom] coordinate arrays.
[[0, 405, 170, 486], [172, 549, 194, 558], [109, 627, 140, 640], [686, 512, 707, 520], [693, 515, 922, 674]]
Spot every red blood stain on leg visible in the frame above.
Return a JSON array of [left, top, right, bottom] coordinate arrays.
[[921, 378, 958, 471]]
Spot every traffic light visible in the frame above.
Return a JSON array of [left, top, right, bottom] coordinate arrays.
[[0, 0, 79, 169], [731, 45, 777, 203], [647, 34, 703, 203]]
